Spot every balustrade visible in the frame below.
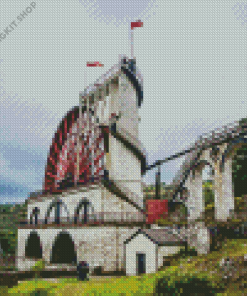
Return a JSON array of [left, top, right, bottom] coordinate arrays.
[[19, 211, 145, 227]]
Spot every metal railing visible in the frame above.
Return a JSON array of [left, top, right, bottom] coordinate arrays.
[[19, 211, 146, 227]]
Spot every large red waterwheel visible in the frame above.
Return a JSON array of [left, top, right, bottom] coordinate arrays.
[[44, 106, 105, 193]]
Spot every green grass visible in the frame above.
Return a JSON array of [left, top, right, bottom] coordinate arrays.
[[7, 239, 247, 295], [0, 286, 8, 295]]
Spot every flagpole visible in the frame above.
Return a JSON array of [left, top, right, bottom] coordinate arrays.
[[130, 20, 143, 60], [131, 29, 134, 59]]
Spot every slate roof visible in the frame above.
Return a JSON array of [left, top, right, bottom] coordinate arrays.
[[124, 228, 187, 246]]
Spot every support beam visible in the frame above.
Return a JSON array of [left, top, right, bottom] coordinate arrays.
[[194, 169, 203, 219], [221, 157, 235, 218], [187, 173, 197, 221], [214, 161, 228, 221]]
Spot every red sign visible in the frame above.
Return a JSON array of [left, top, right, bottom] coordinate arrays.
[[146, 200, 168, 224], [131, 20, 143, 30], [87, 61, 104, 67]]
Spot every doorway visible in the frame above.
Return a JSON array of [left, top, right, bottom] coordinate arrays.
[[136, 253, 146, 275]]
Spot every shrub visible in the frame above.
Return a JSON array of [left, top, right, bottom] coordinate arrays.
[[32, 259, 46, 271], [155, 274, 223, 295], [31, 259, 46, 282]]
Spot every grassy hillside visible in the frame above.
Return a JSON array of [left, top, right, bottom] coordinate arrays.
[[7, 239, 247, 295]]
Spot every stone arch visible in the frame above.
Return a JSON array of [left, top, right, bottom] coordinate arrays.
[[25, 231, 42, 259], [221, 138, 247, 198], [45, 199, 70, 224], [74, 199, 97, 224], [184, 157, 216, 221], [50, 231, 77, 264], [176, 157, 214, 200], [30, 207, 40, 225]]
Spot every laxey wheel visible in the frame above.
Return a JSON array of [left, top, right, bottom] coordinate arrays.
[[44, 106, 105, 193]]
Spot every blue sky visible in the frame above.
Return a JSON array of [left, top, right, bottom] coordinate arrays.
[[0, 0, 247, 204]]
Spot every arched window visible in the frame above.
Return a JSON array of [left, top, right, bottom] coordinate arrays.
[[50, 232, 77, 264], [45, 200, 70, 224], [74, 200, 96, 224], [25, 231, 42, 259], [30, 207, 40, 225]]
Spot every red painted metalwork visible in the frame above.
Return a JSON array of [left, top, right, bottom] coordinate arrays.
[[44, 106, 105, 193], [146, 200, 168, 224]]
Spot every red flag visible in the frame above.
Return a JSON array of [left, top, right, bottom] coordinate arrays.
[[87, 61, 104, 67], [131, 20, 143, 30]]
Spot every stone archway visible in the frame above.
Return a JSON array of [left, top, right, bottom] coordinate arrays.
[[187, 159, 215, 221], [50, 232, 77, 264], [220, 140, 247, 219], [25, 231, 42, 259]]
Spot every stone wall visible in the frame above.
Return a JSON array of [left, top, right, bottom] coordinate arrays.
[[17, 226, 139, 272]]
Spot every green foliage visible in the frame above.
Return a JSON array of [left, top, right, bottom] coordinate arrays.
[[31, 259, 46, 271], [204, 189, 214, 206], [155, 274, 220, 295], [0, 286, 8, 295], [179, 203, 187, 216], [8, 280, 59, 295]]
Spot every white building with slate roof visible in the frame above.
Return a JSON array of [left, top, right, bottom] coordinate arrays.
[[124, 228, 187, 276]]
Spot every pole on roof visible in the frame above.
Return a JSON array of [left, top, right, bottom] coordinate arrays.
[[155, 165, 161, 199]]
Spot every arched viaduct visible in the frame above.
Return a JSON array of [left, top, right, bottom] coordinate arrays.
[[147, 118, 247, 222], [169, 119, 247, 221]]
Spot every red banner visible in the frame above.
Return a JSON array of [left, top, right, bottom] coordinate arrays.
[[146, 200, 168, 224], [87, 61, 104, 67], [131, 20, 143, 30]]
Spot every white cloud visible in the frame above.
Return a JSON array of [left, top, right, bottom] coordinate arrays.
[[0, 151, 41, 191]]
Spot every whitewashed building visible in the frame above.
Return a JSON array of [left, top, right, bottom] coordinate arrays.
[[16, 55, 210, 275], [124, 228, 187, 276], [17, 55, 148, 273]]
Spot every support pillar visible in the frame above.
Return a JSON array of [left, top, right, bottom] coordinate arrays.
[[222, 157, 235, 217], [214, 161, 228, 221], [187, 173, 196, 221], [43, 242, 52, 265], [188, 170, 203, 221], [187, 222, 210, 255], [194, 169, 203, 219]]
